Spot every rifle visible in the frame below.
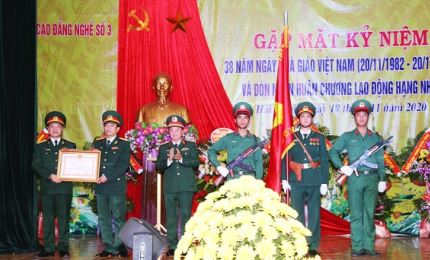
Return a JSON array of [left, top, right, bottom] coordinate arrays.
[[214, 138, 269, 186], [336, 136, 393, 186]]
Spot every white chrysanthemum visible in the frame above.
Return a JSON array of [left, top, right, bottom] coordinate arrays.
[[217, 244, 235, 260], [201, 242, 217, 260], [261, 225, 279, 241], [182, 248, 195, 260], [221, 227, 241, 245], [237, 223, 257, 241], [256, 239, 276, 260], [236, 245, 255, 260], [175, 176, 311, 260], [281, 241, 296, 258], [294, 234, 309, 257], [274, 217, 292, 233]]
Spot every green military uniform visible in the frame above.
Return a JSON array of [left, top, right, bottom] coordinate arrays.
[[281, 102, 329, 252], [329, 99, 385, 255], [155, 115, 199, 251], [207, 102, 263, 180], [93, 111, 130, 255], [32, 111, 76, 255]]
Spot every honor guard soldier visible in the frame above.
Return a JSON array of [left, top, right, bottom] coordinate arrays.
[[281, 102, 329, 257], [156, 115, 199, 256], [329, 99, 386, 257], [94, 110, 131, 257], [208, 101, 263, 180], [32, 111, 76, 257]]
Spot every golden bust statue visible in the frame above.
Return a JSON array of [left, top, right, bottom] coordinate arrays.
[[136, 73, 189, 124]]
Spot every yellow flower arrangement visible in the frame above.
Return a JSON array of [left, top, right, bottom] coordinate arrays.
[[175, 176, 312, 259]]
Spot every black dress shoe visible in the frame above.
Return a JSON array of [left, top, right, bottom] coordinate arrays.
[[35, 250, 55, 257], [59, 250, 69, 257], [364, 250, 381, 256], [118, 244, 129, 257], [95, 250, 118, 257], [351, 249, 365, 257], [308, 249, 319, 256]]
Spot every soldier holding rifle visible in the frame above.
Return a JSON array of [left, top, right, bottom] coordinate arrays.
[[329, 99, 386, 257], [208, 102, 263, 181], [281, 102, 329, 257]]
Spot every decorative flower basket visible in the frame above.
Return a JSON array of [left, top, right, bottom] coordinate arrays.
[[175, 176, 312, 260]]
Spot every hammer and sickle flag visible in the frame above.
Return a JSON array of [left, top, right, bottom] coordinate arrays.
[[127, 8, 150, 32], [265, 21, 294, 194]]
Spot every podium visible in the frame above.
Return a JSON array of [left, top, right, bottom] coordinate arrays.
[[141, 150, 166, 232]]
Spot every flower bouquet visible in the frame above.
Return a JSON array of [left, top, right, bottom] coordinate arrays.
[[125, 122, 199, 154], [176, 176, 313, 260]]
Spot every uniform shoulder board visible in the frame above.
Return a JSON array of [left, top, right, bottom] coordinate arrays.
[[159, 141, 169, 146], [37, 139, 48, 144], [95, 136, 105, 141], [119, 137, 129, 141]]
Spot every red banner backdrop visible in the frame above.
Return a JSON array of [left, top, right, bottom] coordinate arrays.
[[117, 0, 236, 219]]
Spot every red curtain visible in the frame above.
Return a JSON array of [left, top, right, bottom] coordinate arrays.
[[117, 0, 236, 219], [117, 0, 235, 138], [321, 208, 350, 235]]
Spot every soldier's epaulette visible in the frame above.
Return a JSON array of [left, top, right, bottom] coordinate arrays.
[[95, 136, 105, 141], [37, 139, 48, 144], [119, 137, 128, 141]]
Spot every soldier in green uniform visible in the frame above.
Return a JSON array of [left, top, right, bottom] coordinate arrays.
[[208, 102, 263, 180], [93, 110, 131, 257], [329, 99, 386, 257], [156, 115, 199, 255], [280, 102, 329, 257], [32, 111, 76, 257]]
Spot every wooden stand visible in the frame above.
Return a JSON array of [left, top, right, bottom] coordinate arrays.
[[154, 172, 166, 233]]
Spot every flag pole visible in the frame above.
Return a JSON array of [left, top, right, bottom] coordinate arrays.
[[284, 10, 288, 26], [284, 10, 290, 204]]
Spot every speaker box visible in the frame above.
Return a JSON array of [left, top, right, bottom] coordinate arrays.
[[133, 232, 153, 260], [119, 218, 167, 259]]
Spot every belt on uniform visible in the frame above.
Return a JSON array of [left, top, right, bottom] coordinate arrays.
[[235, 170, 255, 176], [301, 162, 320, 169], [357, 170, 378, 175]]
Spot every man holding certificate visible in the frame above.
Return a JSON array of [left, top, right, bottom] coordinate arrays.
[[93, 110, 131, 257], [32, 111, 76, 257]]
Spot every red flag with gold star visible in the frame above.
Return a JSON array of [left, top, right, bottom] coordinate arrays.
[[265, 24, 294, 193]]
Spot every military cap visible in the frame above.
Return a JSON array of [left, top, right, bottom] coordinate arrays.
[[351, 99, 372, 114], [45, 111, 66, 127], [166, 115, 186, 128], [233, 102, 253, 117], [102, 110, 123, 126], [295, 102, 316, 117]]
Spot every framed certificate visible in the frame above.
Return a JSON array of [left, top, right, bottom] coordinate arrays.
[[57, 149, 101, 182]]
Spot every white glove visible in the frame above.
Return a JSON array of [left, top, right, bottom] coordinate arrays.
[[217, 166, 229, 177], [320, 184, 328, 195], [282, 180, 291, 192], [378, 181, 387, 193], [340, 166, 354, 176]]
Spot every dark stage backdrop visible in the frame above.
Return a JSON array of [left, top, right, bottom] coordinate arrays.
[[0, 0, 37, 253]]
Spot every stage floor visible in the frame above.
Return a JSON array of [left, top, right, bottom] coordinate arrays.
[[1, 235, 428, 259]]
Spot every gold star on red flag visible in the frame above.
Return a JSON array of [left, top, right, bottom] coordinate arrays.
[[166, 10, 191, 32]]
